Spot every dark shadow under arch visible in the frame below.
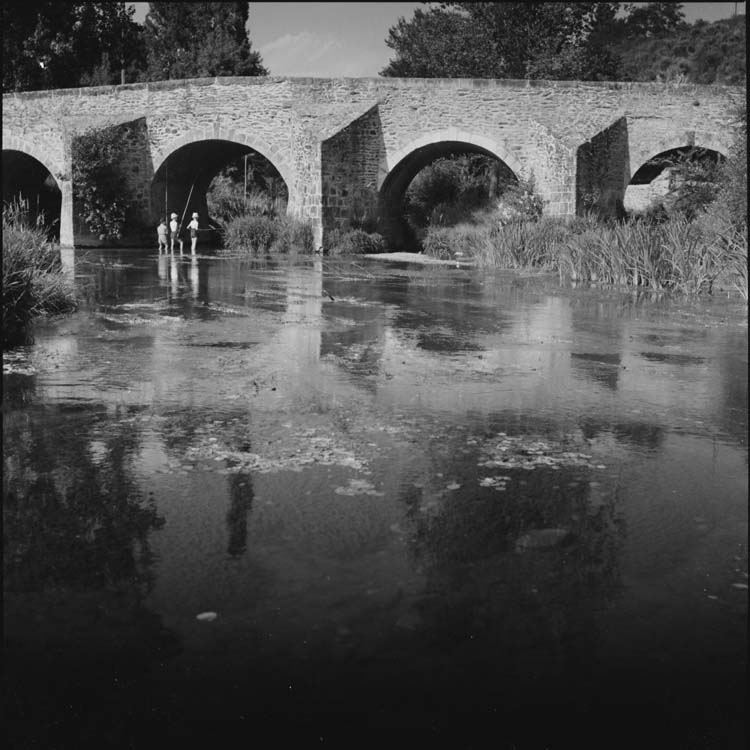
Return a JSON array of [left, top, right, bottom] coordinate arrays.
[[151, 139, 289, 247], [378, 141, 518, 251], [2, 150, 62, 241], [624, 145, 725, 216]]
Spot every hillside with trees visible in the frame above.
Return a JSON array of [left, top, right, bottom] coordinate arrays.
[[381, 2, 746, 85], [616, 13, 746, 84]]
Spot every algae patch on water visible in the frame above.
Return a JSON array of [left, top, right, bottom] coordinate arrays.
[[183, 427, 370, 475], [477, 432, 604, 490]]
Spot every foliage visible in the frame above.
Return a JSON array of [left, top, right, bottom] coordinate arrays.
[[2, 198, 77, 347], [422, 209, 746, 297], [2, 2, 145, 92], [382, 2, 622, 80], [404, 154, 515, 239], [650, 147, 725, 220], [614, 2, 687, 39], [643, 103, 747, 228], [328, 230, 386, 256], [616, 14, 745, 84], [495, 177, 545, 223], [712, 99, 747, 230], [71, 126, 130, 242], [207, 159, 288, 224], [2, 1, 272, 90], [220, 214, 277, 253], [272, 219, 315, 254], [218, 213, 314, 255], [381, 3, 745, 85], [379, 6, 498, 78], [142, 2, 267, 82]]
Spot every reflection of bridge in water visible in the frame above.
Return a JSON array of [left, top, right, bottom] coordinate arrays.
[[50, 253, 744, 438]]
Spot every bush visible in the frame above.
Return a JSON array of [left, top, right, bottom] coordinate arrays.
[[404, 154, 514, 237], [218, 213, 315, 256], [328, 229, 386, 255], [219, 214, 277, 254], [495, 178, 545, 224], [3, 200, 77, 346], [271, 218, 315, 254]]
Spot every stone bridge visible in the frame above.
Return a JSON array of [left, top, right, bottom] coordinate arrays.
[[2, 76, 743, 249]]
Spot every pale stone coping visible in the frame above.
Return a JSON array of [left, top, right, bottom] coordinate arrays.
[[3, 77, 743, 100]]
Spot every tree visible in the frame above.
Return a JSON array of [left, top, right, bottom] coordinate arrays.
[[76, 4, 147, 86], [2, 2, 145, 92], [381, 7, 499, 78], [142, 2, 267, 81], [381, 2, 622, 80], [619, 2, 686, 38]]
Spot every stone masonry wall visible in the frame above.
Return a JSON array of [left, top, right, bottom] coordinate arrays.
[[2, 77, 742, 248]]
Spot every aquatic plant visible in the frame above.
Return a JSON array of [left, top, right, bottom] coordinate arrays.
[[424, 209, 746, 297], [218, 213, 314, 255], [327, 229, 386, 255], [270, 217, 315, 254], [2, 198, 77, 347]]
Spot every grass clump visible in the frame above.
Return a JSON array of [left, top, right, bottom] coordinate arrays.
[[217, 214, 314, 256], [425, 211, 747, 298], [3, 199, 77, 347], [326, 229, 386, 256]]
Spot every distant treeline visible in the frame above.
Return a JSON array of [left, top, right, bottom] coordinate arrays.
[[2, 3, 745, 94], [617, 14, 746, 85], [380, 3, 746, 85]]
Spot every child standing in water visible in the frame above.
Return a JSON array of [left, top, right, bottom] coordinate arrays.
[[169, 212, 183, 254], [187, 212, 200, 255], [157, 218, 168, 253]]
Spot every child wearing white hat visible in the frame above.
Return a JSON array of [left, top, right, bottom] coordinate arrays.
[[187, 212, 200, 255], [169, 212, 183, 254]]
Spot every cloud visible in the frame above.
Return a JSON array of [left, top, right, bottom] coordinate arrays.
[[260, 31, 342, 75]]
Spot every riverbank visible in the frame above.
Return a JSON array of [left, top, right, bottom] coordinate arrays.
[[2, 202, 77, 347], [363, 251, 475, 268]]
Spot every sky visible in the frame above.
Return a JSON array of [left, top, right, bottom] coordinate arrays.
[[130, 2, 746, 78]]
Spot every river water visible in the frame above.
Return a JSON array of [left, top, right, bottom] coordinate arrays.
[[3, 249, 747, 746]]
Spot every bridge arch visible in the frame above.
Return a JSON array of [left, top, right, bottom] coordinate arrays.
[[377, 129, 523, 250], [625, 129, 729, 215], [628, 129, 729, 183], [153, 127, 295, 194], [2, 136, 64, 240], [150, 129, 299, 238], [1, 133, 64, 181], [379, 128, 523, 192]]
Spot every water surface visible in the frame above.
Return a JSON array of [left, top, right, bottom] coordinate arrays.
[[4, 249, 747, 746]]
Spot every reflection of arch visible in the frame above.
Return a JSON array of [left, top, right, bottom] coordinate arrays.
[[378, 128, 523, 191], [153, 127, 295, 198]]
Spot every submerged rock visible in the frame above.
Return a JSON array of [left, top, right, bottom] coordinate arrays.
[[515, 528, 571, 553]]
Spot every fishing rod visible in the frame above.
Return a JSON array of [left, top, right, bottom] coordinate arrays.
[[177, 171, 200, 234], [164, 161, 169, 223]]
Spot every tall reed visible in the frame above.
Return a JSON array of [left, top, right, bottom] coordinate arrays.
[[3, 198, 77, 346], [423, 208, 747, 297]]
